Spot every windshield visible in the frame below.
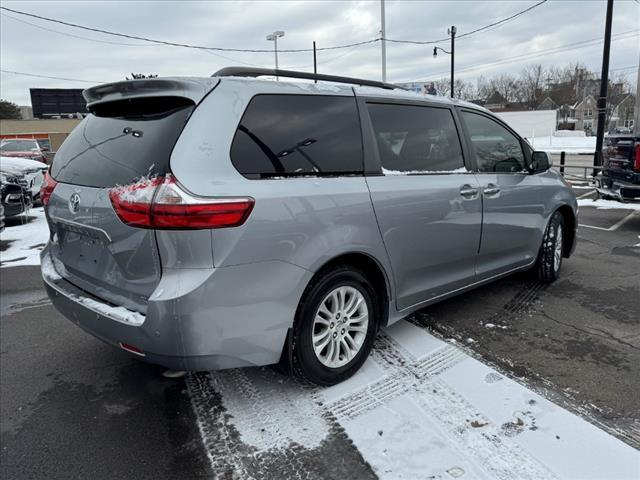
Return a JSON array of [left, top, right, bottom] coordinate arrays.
[[0, 140, 39, 152]]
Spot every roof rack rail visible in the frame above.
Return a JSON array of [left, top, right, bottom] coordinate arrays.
[[212, 67, 408, 91]]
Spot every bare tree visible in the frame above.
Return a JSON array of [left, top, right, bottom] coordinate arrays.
[[520, 64, 545, 108], [490, 74, 520, 103]]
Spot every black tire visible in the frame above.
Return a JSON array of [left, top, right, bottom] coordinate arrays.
[[536, 211, 565, 283], [292, 266, 378, 386]]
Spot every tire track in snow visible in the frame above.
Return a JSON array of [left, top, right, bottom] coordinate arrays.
[[188, 321, 583, 479]]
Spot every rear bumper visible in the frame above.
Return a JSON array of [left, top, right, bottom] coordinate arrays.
[[595, 174, 640, 203], [41, 247, 312, 371]]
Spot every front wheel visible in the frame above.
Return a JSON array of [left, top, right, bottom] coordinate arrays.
[[536, 211, 565, 283], [292, 266, 378, 386]]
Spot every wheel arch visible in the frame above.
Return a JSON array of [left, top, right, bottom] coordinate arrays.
[[305, 252, 392, 329], [555, 204, 576, 257]]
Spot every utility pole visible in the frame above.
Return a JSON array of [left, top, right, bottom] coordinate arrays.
[[634, 52, 640, 136], [313, 41, 317, 82], [594, 0, 613, 168], [266, 30, 285, 80], [380, 0, 387, 82], [449, 25, 456, 98]]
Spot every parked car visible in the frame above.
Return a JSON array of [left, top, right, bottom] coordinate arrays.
[[40, 69, 577, 385], [0, 139, 50, 164], [595, 133, 640, 202], [0, 171, 32, 218], [0, 204, 4, 233], [0, 156, 47, 203]]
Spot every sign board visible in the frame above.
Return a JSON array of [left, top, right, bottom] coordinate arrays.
[[30, 88, 87, 119]]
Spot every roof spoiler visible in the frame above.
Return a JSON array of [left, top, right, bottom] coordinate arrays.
[[83, 77, 220, 108], [213, 66, 408, 91]]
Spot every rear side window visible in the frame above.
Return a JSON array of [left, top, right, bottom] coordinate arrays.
[[367, 103, 465, 173], [230, 95, 363, 178], [51, 97, 193, 188], [460, 111, 525, 173]]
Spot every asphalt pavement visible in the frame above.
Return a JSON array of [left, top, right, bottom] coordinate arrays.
[[1, 188, 639, 478]]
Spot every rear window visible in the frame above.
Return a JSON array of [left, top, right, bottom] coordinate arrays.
[[1, 140, 39, 152], [51, 97, 193, 188], [230, 94, 363, 178]]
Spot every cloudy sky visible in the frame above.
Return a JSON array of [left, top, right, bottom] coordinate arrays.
[[1, 0, 638, 105]]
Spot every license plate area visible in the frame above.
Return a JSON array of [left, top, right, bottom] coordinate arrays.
[[55, 222, 106, 271]]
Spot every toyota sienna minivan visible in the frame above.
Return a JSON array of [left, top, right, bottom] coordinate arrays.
[[41, 68, 577, 385]]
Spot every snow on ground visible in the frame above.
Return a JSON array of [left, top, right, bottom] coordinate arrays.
[[578, 198, 640, 211], [0, 207, 49, 267], [530, 136, 595, 154], [188, 320, 639, 479]]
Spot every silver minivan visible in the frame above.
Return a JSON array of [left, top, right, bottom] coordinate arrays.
[[41, 68, 577, 385]]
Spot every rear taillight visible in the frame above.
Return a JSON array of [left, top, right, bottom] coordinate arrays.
[[109, 176, 254, 230], [634, 143, 640, 172], [40, 172, 58, 205]]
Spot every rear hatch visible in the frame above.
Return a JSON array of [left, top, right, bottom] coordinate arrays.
[[45, 78, 217, 313], [603, 135, 640, 184]]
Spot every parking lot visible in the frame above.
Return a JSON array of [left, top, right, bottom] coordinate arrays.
[[1, 186, 639, 479]]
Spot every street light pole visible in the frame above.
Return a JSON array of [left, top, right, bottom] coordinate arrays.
[[266, 30, 285, 80], [380, 0, 387, 82], [448, 25, 456, 98], [433, 46, 453, 96]]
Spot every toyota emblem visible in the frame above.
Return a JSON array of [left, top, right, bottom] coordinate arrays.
[[68, 193, 81, 214]]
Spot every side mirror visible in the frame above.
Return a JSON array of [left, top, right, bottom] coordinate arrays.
[[529, 151, 552, 173]]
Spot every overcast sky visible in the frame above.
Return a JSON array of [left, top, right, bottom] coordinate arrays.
[[1, 0, 638, 105]]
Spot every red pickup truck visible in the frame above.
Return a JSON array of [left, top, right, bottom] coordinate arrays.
[[595, 134, 640, 203]]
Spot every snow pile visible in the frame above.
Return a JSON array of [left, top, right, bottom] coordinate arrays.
[[578, 199, 640, 211], [40, 252, 62, 281], [0, 207, 49, 267], [554, 130, 586, 138], [530, 136, 596, 154]]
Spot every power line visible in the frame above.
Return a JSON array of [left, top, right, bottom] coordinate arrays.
[[386, 0, 548, 45], [457, 0, 548, 40], [0, 6, 379, 53], [1, 10, 273, 68], [0, 11, 156, 47], [1, 1, 549, 54], [0, 69, 103, 83], [398, 30, 639, 82]]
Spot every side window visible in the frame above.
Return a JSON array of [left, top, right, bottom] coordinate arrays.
[[230, 95, 363, 178], [367, 103, 465, 173], [461, 111, 526, 173]]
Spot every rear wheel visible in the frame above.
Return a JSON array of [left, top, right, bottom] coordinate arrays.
[[292, 266, 378, 386], [536, 211, 565, 283]]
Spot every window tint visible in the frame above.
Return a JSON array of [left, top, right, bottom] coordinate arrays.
[[51, 99, 193, 188], [461, 111, 525, 173], [231, 95, 363, 177], [367, 103, 465, 173]]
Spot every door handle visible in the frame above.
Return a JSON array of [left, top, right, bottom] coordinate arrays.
[[459, 184, 479, 197], [483, 184, 500, 195]]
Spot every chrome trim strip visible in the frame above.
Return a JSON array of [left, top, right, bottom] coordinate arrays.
[[50, 215, 112, 242]]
